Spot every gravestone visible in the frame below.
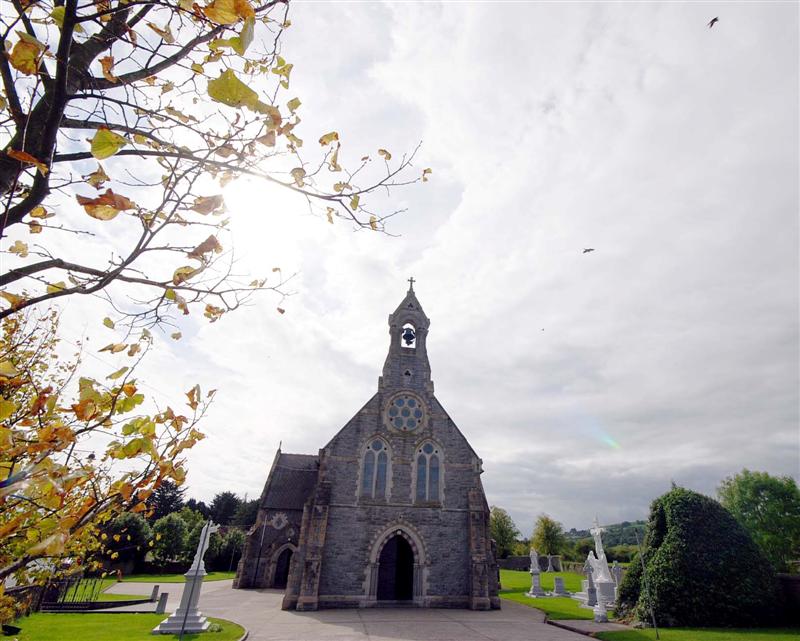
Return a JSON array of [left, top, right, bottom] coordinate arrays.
[[553, 576, 568, 596], [526, 549, 546, 598], [152, 521, 219, 634]]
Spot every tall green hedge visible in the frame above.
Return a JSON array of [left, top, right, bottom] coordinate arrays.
[[617, 487, 780, 627]]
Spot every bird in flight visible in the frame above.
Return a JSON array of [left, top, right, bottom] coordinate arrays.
[[582, 248, 595, 254], [708, 17, 719, 28]]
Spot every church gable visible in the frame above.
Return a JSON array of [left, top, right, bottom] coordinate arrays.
[[235, 282, 499, 611]]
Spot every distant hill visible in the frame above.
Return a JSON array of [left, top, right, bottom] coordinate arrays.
[[566, 520, 647, 547]]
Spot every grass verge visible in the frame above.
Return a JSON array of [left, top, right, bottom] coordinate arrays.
[[10, 613, 244, 641], [596, 629, 800, 641], [120, 571, 235, 583]]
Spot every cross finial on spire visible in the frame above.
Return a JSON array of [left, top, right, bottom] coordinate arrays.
[[408, 276, 415, 292]]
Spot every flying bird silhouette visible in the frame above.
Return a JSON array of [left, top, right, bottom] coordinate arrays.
[[708, 17, 719, 28], [582, 248, 595, 254]]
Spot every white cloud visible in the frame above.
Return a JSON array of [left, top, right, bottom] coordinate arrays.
[[29, 1, 797, 531]]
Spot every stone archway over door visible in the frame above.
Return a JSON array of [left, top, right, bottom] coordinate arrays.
[[274, 548, 292, 589], [377, 535, 414, 600]]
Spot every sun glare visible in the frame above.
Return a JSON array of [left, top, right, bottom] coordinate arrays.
[[225, 177, 319, 276]]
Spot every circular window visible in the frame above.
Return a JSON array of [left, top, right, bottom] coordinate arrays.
[[385, 392, 426, 432]]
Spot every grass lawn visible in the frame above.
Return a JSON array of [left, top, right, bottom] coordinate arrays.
[[499, 569, 599, 620], [120, 571, 236, 583], [10, 613, 244, 641], [62, 578, 144, 602], [596, 629, 800, 641]]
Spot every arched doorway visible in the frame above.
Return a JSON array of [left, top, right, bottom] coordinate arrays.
[[273, 548, 292, 589], [376, 535, 414, 601]]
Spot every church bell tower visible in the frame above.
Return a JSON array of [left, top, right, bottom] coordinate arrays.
[[380, 278, 433, 395]]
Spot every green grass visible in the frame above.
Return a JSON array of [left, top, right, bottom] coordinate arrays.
[[61, 578, 145, 603], [9, 614, 244, 641], [499, 569, 598, 620], [596, 629, 800, 641], [120, 571, 235, 583]]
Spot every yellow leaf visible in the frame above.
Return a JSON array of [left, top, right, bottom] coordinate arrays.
[[0, 361, 20, 376], [0, 399, 16, 421], [103, 317, 115, 329], [369, 215, 378, 231], [287, 97, 301, 113], [333, 182, 351, 193], [99, 56, 117, 83], [422, 168, 432, 182], [203, 0, 237, 24], [127, 344, 140, 358], [350, 195, 360, 210], [186, 384, 201, 410], [46, 281, 66, 294], [76, 189, 136, 221], [290, 167, 305, 187], [0, 292, 25, 307], [29, 205, 52, 219], [84, 164, 110, 189], [191, 63, 204, 74], [51, 6, 85, 32], [107, 367, 128, 380], [90, 128, 128, 160], [146, 22, 175, 43], [328, 144, 341, 172], [99, 343, 127, 354], [9, 40, 43, 76], [171, 332, 182, 340], [326, 207, 335, 224], [378, 148, 392, 160], [207, 69, 260, 110], [7, 149, 48, 175], [165, 106, 196, 124], [172, 266, 198, 285], [113, 534, 121, 542], [9, 240, 28, 257], [110, 552, 119, 560], [28, 222, 42, 234], [318, 131, 339, 146]]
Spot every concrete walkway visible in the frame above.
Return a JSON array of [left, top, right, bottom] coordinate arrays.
[[106, 580, 593, 640]]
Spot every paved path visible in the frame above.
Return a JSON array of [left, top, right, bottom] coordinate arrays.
[[107, 580, 591, 640]]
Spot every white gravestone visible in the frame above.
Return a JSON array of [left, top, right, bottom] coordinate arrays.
[[152, 521, 219, 635], [586, 517, 616, 606], [526, 549, 546, 597]]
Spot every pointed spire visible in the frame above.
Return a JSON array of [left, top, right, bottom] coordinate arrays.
[[407, 276, 415, 292]]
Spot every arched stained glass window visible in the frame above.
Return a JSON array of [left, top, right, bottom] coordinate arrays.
[[429, 455, 439, 498], [361, 439, 389, 499], [362, 450, 375, 496], [376, 451, 387, 498], [415, 442, 442, 502], [416, 454, 427, 502]]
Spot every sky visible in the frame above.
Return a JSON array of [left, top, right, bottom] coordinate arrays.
[[11, 1, 798, 532]]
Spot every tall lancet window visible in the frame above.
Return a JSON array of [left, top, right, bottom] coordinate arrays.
[[401, 323, 416, 348], [415, 442, 442, 503], [361, 439, 389, 499]]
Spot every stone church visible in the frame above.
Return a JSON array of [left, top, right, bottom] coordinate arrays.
[[234, 283, 500, 610]]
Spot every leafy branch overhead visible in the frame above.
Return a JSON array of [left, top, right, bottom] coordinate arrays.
[[0, 0, 430, 327], [0, 309, 211, 584]]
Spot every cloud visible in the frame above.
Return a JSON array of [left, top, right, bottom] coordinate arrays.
[[33, 2, 797, 531]]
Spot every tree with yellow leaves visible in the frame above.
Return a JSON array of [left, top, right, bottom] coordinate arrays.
[[0, 0, 427, 327], [0, 308, 209, 586]]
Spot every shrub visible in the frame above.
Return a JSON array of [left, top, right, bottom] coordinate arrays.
[[103, 512, 152, 566], [617, 487, 780, 627], [152, 514, 188, 564]]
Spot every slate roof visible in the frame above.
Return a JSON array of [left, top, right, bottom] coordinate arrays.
[[262, 453, 319, 510]]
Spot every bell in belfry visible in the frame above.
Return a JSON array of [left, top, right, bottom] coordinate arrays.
[[402, 327, 416, 345]]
